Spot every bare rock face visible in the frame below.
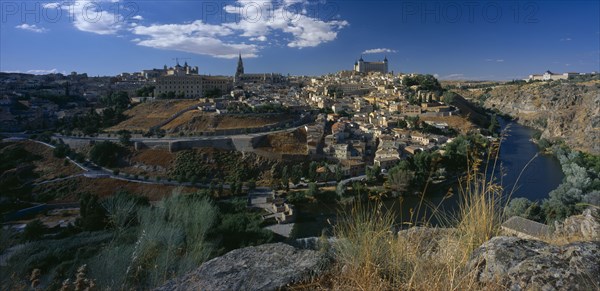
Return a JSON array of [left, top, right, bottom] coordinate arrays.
[[467, 236, 600, 290], [458, 81, 600, 154], [155, 242, 330, 291], [554, 208, 600, 241]]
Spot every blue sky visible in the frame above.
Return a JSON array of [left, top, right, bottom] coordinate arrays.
[[1, 0, 599, 80]]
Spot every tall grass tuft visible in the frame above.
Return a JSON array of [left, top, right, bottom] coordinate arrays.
[[328, 139, 508, 290]]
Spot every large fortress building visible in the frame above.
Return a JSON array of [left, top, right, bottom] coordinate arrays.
[[354, 56, 389, 74]]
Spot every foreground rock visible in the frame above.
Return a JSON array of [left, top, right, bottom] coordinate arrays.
[[468, 236, 600, 290], [155, 242, 329, 291], [554, 208, 600, 241]]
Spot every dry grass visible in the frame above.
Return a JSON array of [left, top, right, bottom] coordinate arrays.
[[107, 100, 200, 132], [421, 116, 477, 134], [256, 129, 308, 154], [315, 140, 509, 290], [33, 177, 198, 202], [13, 141, 83, 180], [161, 112, 295, 133]]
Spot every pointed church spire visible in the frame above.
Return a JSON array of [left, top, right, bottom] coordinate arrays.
[[236, 52, 244, 78]]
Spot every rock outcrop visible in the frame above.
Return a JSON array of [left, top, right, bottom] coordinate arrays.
[[467, 236, 600, 290], [554, 208, 600, 241], [155, 242, 330, 291]]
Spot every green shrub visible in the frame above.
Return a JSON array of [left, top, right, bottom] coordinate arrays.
[[89, 141, 125, 167], [22, 219, 47, 242]]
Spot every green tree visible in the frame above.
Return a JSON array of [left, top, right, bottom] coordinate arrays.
[[53, 143, 71, 158], [387, 163, 414, 193], [22, 219, 47, 242], [366, 165, 382, 183], [246, 179, 256, 192], [117, 130, 132, 146], [336, 182, 346, 197], [307, 182, 319, 197], [442, 91, 456, 104], [89, 141, 124, 167], [352, 181, 369, 200], [308, 161, 319, 181], [411, 151, 434, 186], [335, 165, 344, 182], [102, 91, 130, 109], [488, 114, 499, 134], [396, 119, 408, 128], [281, 165, 289, 182], [504, 197, 544, 222], [291, 165, 303, 184], [78, 193, 107, 231]]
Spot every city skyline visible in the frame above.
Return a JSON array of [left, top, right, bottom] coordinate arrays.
[[1, 0, 599, 80]]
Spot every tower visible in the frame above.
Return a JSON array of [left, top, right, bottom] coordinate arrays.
[[384, 56, 389, 74], [235, 53, 244, 79]]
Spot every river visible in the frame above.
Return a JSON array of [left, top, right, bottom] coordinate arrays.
[[495, 117, 564, 201], [291, 119, 565, 238]]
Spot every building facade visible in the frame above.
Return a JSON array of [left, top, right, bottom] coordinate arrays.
[[354, 56, 389, 74], [528, 70, 578, 81], [235, 54, 286, 85], [153, 61, 232, 98]]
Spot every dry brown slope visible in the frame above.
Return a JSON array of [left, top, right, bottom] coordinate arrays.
[[107, 100, 200, 132], [161, 113, 296, 134]]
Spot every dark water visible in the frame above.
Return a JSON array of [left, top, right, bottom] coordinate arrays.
[[495, 118, 564, 201], [292, 119, 565, 237]]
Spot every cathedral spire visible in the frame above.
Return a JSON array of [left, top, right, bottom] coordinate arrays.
[[235, 52, 245, 81]]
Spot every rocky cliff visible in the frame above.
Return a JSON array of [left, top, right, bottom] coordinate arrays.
[[454, 80, 600, 154]]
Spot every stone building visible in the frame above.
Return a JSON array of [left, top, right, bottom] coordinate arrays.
[[354, 56, 389, 74]]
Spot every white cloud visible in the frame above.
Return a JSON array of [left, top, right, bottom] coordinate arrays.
[[560, 37, 572, 41], [485, 58, 505, 62], [72, 0, 123, 35], [283, 0, 307, 7], [496, 59, 504, 62], [439, 73, 496, 81], [15, 24, 48, 33], [223, 0, 348, 48], [5, 69, 60, 75], [130, 0, 348, 58], [131, 20, 257, 59], [362, 48, 397, 54], [43, 2, 61, 9], [50, 0, 125, 35], [27, 69, 60, 74], [64, 0, 348, 58], [250, 35, 268, 42], [441, 73, 465, 80]]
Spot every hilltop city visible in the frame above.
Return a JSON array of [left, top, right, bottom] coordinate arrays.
[[1, 55, 599, 290]]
